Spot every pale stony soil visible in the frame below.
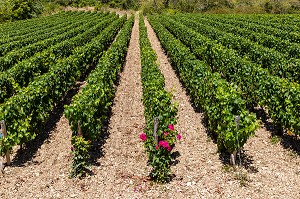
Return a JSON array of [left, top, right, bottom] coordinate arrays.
[[0, 14, 299, 199], [64, 6, 134, 17], [64, 6, 95, 12]]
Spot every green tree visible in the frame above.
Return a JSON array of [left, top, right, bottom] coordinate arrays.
[[0, 0, 43, 21]]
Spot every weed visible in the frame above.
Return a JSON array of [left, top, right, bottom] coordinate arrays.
[[234, 172, 249, 187], [270, 135, 280, 144], [288, 149, 298, 159], [222, 164, 234, 173]]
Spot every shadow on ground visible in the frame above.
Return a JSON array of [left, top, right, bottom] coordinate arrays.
[[253, 106, 300, 156], [11, 63, 97, 167], [88, 118, 111, 168], [219, 150, 258, 173], [88, 57, 127, 172]]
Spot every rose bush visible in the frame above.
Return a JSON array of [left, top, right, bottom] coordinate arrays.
[[139, 14, 180, 183]]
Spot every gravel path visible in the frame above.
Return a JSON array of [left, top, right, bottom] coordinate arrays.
[[88, 13, 149, 198], [0, 115, 74, 198], [64, 7, 134, 17]]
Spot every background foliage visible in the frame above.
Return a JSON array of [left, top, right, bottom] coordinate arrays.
[[0, 0, 43, 22], [139, 0, 300, 14], [1, 0, 300, 22]]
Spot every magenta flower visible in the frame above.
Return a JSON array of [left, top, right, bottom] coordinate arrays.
[[159, 140, 170, 148], [162, 141, 169, 148], [155, 145, 159, 150], [158, 140, 164, 146], [139, 133, 147, 141], [168, 124, 174, 131], [177, 134, 182, 140], [167, 146, 172, 151]]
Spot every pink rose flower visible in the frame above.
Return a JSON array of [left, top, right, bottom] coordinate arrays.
[[168, 124, 174, 131], [155, 145, 159, 150], [158, 140, 164, 146], [159, 140, 169, 148], [162, 141, 169, 148], [177, 134, 182, 140], [167, 146, 172, 151], [139, 133, 147, 141]]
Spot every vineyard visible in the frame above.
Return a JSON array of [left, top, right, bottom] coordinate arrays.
[[0, 11, 300, 198]]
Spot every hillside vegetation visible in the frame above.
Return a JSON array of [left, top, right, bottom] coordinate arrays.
[[1, 0, 300, 22], [139, 0, 300, 14]]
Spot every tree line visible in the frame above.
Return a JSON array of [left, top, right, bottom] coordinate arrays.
[[1, 1, 300, 23]]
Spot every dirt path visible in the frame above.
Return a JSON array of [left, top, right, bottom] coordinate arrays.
[[0, 114, 73, 198], [64, 6, 95, 12], [64, 6, 134, 17], [241, 127, 300, 198], [87, 13, 148, 198]]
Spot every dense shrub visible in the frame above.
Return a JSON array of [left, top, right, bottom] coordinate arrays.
[[0, 0, 43, 22], [264, 0, 300, 14]]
